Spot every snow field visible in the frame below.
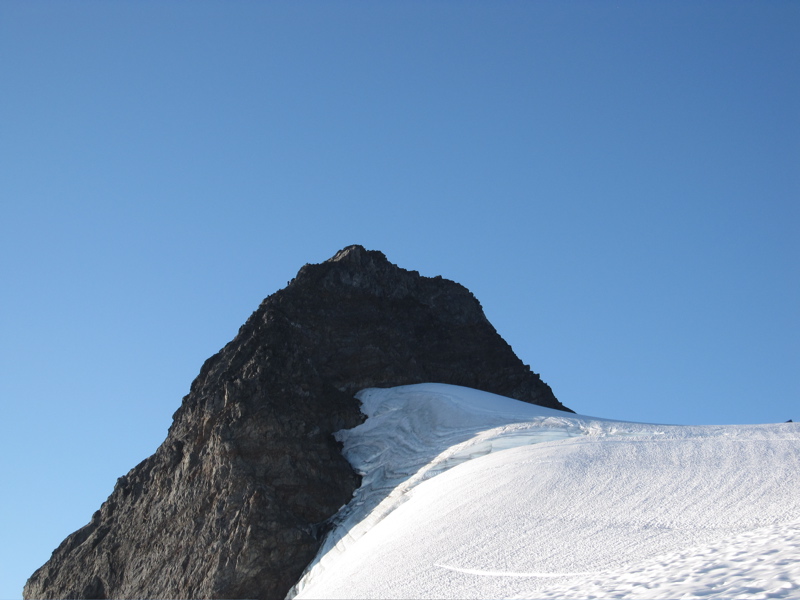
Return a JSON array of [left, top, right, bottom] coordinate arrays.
[[290, 383, 800, 599], [522, 520, 800, 599]]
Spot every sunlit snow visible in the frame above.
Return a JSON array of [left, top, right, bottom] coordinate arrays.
[[290, 383, 800, 599]]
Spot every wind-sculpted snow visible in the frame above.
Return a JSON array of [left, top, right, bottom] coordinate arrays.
[[289, 384, 582, 598], [290, 383, 800, 599]]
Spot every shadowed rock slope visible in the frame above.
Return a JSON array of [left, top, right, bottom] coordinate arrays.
[[24, 245, 569, 600]]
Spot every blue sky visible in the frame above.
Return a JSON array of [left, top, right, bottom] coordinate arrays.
[[1, 2, 798, 598]]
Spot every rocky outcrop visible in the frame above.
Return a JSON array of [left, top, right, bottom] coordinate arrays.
[[24, 245, 569, 600]]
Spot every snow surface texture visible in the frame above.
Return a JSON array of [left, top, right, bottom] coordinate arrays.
[[290, 383, 800, 599]]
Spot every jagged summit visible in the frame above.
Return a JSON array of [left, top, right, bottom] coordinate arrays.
[[326, 243, 376, 262], [25, 247, 568, 600], [296, 244, 446, 301]]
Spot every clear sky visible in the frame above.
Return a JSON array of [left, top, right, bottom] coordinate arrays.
[[1, 2, 797, 598]]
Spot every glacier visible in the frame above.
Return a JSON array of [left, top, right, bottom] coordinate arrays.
[[290, 383, 800, 599]]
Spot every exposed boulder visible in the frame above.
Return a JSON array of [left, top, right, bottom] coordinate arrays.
[[24, 245, 568, 600]]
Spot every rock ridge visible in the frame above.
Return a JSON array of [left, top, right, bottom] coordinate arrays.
[[24, 245, 569, 600]]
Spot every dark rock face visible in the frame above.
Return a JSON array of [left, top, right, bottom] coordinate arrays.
[[24, 245, 569, 600]]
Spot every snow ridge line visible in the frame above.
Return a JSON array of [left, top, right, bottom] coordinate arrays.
[[435, 564, 603, 578]]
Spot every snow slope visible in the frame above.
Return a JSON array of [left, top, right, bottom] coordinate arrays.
[[290, 384, 800, 599]]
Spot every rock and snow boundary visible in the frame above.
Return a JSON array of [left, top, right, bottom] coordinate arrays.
[[289, 383, 800, 599]]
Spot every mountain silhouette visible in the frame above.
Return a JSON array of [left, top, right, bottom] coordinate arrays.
[[25, 245, 568, 600]]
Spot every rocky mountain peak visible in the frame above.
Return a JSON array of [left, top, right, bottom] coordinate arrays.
[[25, 246, 569, 600], [325, 243, 378, 263], [294, 243, 425, 299]]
